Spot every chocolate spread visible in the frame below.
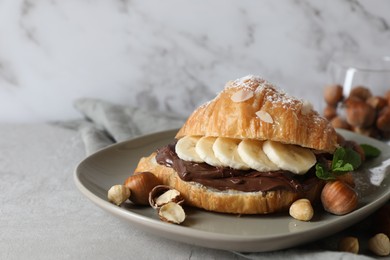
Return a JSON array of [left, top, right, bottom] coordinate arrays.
[[155, 142, 321, 193]]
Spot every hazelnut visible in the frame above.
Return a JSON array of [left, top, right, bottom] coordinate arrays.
[[107, 185, 131, 206], [349, 86, 372, 101], [338, 236, 359, 254], [149, 185, 184, 209], [289, 198, 314, 221], [376, 109, 390, 132], [368, 233, 390, 256], [158, 202, 186, 224], [331, 116, 351, 130], [336, 172, 355, 188], [344, 96, 363, 107], [324, 84, 343, 105], [321, 180, 358, 215], [323, 106, 338, 120], [352, 126, 380, 139], [124, 172, 162, 205], [345, 100, 376, 128], [367, 96, 387, 111]]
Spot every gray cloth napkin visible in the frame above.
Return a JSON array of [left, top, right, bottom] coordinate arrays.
[[74, 98, 185, 155], [73, 98, 376, 260]]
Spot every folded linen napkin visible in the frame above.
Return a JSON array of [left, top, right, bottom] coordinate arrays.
[[74, 98, 185, 155], [74, 98, 379, 260]]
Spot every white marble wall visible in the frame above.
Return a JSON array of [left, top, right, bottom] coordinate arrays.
[[0, 0, 389, 122]]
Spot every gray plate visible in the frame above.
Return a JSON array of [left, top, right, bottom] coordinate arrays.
[[74, 129, 390, 252]]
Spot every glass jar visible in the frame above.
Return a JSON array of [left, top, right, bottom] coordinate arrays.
[[324, 52, 390, 140]]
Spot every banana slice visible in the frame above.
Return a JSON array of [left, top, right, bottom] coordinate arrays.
[[213, 137, 250, 170], [195, 136, 223, 167], [262, 140, 316, 174], [175, 136, 203, 163], [237, 139, 279, 172]]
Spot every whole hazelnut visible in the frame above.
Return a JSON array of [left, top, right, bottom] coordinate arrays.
[[321, 180, 358, 215], [367, 96, 387, 111], [352, 126, 380, 139], [324, 84, 343, 105], [331, 116, 351, 130], [323, 106, 338, 120], [376, 109, 390, 132], [349, 86, 372, 101], [336, 172, 355, 188], [338, 236, 359, 254], [345, 100, 376, 128], [124, 172, 162, 205]]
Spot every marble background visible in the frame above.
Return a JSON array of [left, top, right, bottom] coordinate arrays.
[[0, 0, 389, 122]]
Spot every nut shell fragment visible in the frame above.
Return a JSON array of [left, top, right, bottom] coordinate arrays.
[[149, 185, 184, 209], [158, 202, 186, 224]]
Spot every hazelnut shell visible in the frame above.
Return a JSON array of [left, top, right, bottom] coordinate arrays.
[[124, 172, 162, 205], [321, 180, 358, 215]]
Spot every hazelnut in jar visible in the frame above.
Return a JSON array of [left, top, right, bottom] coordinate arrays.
[[324, 53, 390, 140]]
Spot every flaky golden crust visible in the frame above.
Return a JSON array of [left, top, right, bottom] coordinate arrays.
[[134, 153, 324, 214], [176, 76, 338, 153]]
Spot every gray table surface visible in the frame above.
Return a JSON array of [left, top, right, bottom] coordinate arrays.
[[0, 123, 372, 260]]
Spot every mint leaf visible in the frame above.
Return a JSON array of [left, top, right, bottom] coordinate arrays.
[[333, 162, 354, 173], [360, 144, 381, 159], [331, 147, 345, 169], [315, 147, 361, 180], [315, 163, 335, 180], [343, 147, 361, 169], [331, 147, 361, 172]]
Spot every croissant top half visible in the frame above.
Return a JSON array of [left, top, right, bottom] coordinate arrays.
[[176, 75, 338, 153]]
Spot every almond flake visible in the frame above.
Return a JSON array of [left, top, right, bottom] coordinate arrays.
[[256, 110, 273, 123], [231, 89, 254, 103], [301, 100, 313, 115]]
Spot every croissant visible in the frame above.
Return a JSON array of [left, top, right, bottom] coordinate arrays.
[[131, 75, 338, 214]]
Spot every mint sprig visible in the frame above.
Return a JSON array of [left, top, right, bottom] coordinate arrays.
[[315, 147, 361, 180], [360, 144, 381, 159]]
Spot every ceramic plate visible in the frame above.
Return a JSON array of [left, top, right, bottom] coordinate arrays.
[[74, 129, 390, 252]]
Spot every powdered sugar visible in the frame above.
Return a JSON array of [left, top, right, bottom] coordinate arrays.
[[228, 75, 265, 91], [265, 90, 298, 111], [199, 75, 318, 117]]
